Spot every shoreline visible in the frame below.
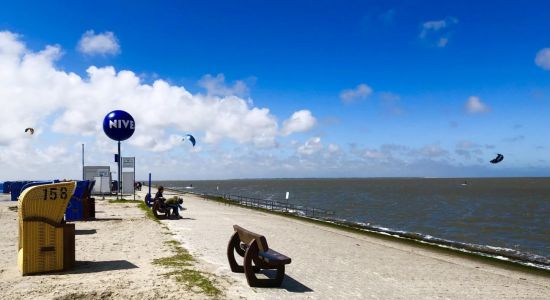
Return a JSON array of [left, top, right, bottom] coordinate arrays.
[[154, 188, 550, 298], [161, 186, 550, 274]]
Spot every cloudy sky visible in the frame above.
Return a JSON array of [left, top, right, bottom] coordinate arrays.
[[0, 1, 548, 180]]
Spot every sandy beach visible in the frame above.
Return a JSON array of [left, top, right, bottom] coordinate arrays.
[[1, 189, 549, 299], [0, 193, 229, 299]]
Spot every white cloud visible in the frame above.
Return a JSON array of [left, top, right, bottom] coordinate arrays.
[[327, 143, 340, 153], [418, 144, 448, 157], [419, 17, 458, 48], [0, 31, 322, 178], [77, 30, 120, 56], [364, 149, 385, 159], [198, 73, 249, 97], [281, 110, 316, 136], [379, 92, 404, 115], [340, 84, 373, 104], [437, 37, 449, 47], [535, 48, 550, 70], [297, 137, 322, 155], [465, 96, 490, 114]]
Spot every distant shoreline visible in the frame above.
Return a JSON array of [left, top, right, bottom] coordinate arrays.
[[142, 176, 550, 181]]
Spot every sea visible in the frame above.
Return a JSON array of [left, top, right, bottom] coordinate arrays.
[[155, 178, 550, 269]]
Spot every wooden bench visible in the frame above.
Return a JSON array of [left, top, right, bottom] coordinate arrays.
[[227, 225, 291, 287]]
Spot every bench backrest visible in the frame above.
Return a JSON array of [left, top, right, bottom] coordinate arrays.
[[233, 225, 269, 252]]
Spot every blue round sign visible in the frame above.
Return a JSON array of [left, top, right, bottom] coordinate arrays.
[[103, 110, 135, 141]]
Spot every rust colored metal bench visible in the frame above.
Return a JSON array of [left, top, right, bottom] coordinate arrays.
[[227, 225, 291, 287]]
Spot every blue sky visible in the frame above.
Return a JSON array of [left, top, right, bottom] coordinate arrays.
[[0, 0, 548, 180]]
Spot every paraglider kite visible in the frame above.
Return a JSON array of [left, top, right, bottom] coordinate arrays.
[[490, 153, 504, 164], [24, 128, 34, 135], [183, 134, 196, 147]]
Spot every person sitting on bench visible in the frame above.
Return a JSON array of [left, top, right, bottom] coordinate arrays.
[[165, 197, 184, 218], [154, 186, 166, 202]]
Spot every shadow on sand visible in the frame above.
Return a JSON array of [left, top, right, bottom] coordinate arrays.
[[163, 217, 196, 221], [86, 218, 123, 222], [258, 270, 313, 292], [62, 260, 138, 274], [75, 229, 97, 235]]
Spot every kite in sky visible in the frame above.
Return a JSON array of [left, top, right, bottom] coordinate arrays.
[[183, 134, 196, 147], [490, 153, 504, 164]]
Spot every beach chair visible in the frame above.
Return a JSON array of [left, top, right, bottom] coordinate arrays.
[[18, 181, 77, 275], [65, 180, 88, 221], [82, 180, 96, 220], [3, 181, 11, 194], [11, 181, 30, 201], [227, 225, 292, 287]]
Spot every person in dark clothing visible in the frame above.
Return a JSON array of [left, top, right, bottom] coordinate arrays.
[[154, 186, 166, 202]]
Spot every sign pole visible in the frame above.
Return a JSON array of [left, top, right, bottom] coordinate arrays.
[[133, 157, 136, 201], [118, 141, 121, 200], [103, 110, 135, 201], [82, 143, 85, 180]]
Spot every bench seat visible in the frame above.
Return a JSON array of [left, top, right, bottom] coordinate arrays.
[[239, 243, 291, 265], [259, 249, 291, 265]]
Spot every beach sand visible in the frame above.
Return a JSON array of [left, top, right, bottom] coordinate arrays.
[[1, 189, 549, 299], [0, 193, 229, 299], [159, 190, 550, 299]]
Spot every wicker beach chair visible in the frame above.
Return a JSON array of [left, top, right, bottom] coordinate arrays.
[[18, 181, 77, 275]]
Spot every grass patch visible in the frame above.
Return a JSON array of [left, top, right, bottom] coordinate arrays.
[[137, 202, 160, 223], [162, 269, 221, 296], [108, 199, 160, 224], [154, 240, 221, 297], [108, 199, 142, 204], [153, 241, 194, 267]]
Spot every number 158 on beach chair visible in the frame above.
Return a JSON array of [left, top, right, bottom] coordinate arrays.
[[18, 182, 77, 275]]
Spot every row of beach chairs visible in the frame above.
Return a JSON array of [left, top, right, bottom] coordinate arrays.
[[4, 180, 95, 221]]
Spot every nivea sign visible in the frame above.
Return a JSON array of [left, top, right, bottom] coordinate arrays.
[[103, 110, 135, 141]]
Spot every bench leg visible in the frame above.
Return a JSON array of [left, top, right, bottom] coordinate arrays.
[[243, 241, 286, 288], [227, 232, 244, 273]]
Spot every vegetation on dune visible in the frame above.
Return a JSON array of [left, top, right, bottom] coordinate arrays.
[[107, 199, 222, 297], [108, 199, 142, 204], [136, 201, 160, 223], [153, 240, 222, 297]]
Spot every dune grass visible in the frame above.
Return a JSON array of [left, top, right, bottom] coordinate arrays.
[[108, 199, 142, 204], [153, 240, 222, 297], [108, 199, 160, 223]]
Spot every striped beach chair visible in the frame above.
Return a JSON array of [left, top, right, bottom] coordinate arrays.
[[18, 181, 77, 275]]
